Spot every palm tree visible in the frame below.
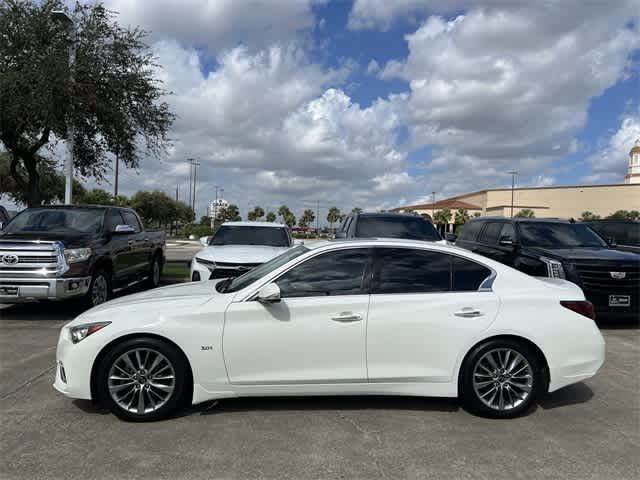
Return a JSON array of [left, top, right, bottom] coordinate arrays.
[[266, 211, 276, 222], [299, 209, 315, 228], [454, 208, 470, 225], [327, 206, 341, 232], [351, 207, 363, 214], [514, 208, 535, 218], [433, 208, 452, 234], [579, 211, 600, 221]]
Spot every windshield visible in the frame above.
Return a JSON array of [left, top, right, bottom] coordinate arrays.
[[210, 225, 290, 247], [587, 222, 640, 246], [217, 245, 309, 293], [355, 216, 441, 241], [3, 208, 106, 235], [518, 223, 607, 248]]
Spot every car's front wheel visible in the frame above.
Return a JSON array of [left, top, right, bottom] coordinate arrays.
[[460, 338, 544, 418], [84, 269, 111, 308], [96, 337, 188, 421]]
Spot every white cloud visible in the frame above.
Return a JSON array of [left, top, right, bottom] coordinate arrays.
[[106, 0, 324, 52], [584, 114, 640, 183], [366, 59, 380, 75]]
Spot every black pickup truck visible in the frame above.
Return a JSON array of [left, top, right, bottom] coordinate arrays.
[[0, 205, 165, 307], [452, 217, 639, 321]]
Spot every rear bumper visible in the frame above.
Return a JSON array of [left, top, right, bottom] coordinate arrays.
[[0, 276, 91, 303], [548, 335, 605, 392]]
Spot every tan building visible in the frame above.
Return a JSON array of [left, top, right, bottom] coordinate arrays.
[[625, 139, 640, 184]]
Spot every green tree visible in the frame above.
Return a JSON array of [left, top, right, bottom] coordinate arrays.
[[433, 208, 452, 229], [351, 207, 363, 214], [217, 204, 242, 223], [514, 208, 535, 218], [199, 215, 211, 226], [266, 211, 276, 222], [82, 188, 113, 205], [473, 212, 481, 218], [299, 209, 315, 228], [0, 0, 174, 206], [579, 211, 601, 221], [607, 210, 640, 221], [454, 208, 470, 225], [326, 206, 341, 231], [129, 190, 191, 228], [247, 206, 265, 221], [277, 205, 295, 227]]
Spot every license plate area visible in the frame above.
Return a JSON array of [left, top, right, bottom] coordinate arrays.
[[0, 286, 19, 296], [609, 295, 630, 307]]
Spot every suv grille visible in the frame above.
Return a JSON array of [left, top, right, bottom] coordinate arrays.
[[0, 241, 61, 277], [573, 264, 639, 293]]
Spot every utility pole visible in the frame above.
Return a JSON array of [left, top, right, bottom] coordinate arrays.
[[52, 10, 76, 204], [431, 191, 436, 221], [190, 158, 201, 216], [508, 170, 518, 218], [188, 160, 193, 212], [114, 153, 119, 198], [316, 200, 320, 235]]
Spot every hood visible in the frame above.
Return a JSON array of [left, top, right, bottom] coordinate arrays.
[[195, 244, 291, 264], [526, 246, 640, 263], [0, 231, 97, 249]]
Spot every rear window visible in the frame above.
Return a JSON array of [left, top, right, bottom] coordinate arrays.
[[355, 216, 441, 241], [211, 225, 290, 247]]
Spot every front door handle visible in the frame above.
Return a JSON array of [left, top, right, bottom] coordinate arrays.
[[331, 312, 362, 322], [454, 307, 483, 318]]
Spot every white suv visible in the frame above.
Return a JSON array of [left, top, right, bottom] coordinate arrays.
[[190, 221, 294, 281]]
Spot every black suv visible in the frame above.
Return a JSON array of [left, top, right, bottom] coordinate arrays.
[[335, 212, 442, 242], [453, 217, 639, 321], [584, 220, 639, 254], [0, 206, 9, 229]]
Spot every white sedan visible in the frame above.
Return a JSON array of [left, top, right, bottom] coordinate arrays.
[[54, 239, 605, 421]]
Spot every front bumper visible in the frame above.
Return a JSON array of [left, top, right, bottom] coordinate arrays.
[[0, 276, 91, 303], [53, 326, 94, 400]]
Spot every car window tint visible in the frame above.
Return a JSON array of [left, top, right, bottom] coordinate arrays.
[[122, 211, 142, 233], [499, 223, 515, 241], [458, 220, 483, 241], [355, 216, 441, 241], [373, 248, 450, 294], [276, 249, 370, 298], [452, 256, 492, 291], [109, 209, 125, 230], [479, 222, 503, 244]]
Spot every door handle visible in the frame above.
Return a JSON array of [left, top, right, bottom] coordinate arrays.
[[331, 312, 362, 322], [128, 240, 134, 245], [454, 307, 483, 318]]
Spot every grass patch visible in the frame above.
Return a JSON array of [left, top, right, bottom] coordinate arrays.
[[162, 263, 190, 279]]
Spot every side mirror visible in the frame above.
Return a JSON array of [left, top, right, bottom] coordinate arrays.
[[445, 233, 457, 243], [293, 239, 304, 246], [200, 236, 210, 247], [256, 283, 281, 303], [607, 237, 617, 247], [334, 231, 347, 239], [0, 221, 3, 230], [113, 224, 135, 234]]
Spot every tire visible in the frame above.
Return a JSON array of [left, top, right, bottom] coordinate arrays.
[[147, 255, 162, 288], [460, 338, 544, 419], [84, 269, 111, 308], [96, 337, 188, 422]]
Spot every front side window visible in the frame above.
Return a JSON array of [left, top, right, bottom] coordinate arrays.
[[458, 220, 483, 241], [499, 223, 516, 242], [210, 226, 290, 247], [122, 211, 142, 233], [276, 249, 370, 298], [518, 223, 607, 248], [355, 216, 441, 241], [373, 248, 450, 294], [478, 222, 503, 244], [108, 209, 125, 230]]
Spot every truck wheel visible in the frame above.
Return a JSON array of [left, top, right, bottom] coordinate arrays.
[[147, 255, 162, 289], [85, 269, 111, 308]]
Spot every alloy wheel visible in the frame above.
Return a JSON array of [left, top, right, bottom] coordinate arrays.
[[472, 348, 533, 411], [107, 348, 176, 415], [152, 260, 161, 286], [92, 275, 108, 306]]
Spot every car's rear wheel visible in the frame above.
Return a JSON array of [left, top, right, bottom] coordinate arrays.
[[460, 338, 544, 418], [96, 337, 188, 421]]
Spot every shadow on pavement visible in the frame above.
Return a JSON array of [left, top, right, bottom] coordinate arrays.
[[538, 382, 594, 410]]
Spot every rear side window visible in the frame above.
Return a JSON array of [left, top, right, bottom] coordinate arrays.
[[458, 221, 483, 241], [499, 223, 516, 242], [478, 222, 503, 244], [373, 248, 450, 294], [356, 216, 441, 241], [452, 256, 492, 291], [276, 248, 370, 298]]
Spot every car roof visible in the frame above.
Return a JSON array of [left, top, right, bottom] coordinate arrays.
[[22, 204, 112, 209], [222, 221, 286, 227], [467, 216, 575, 224], [355, 212, 428, 219]]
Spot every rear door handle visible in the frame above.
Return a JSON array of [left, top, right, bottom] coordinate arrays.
[[454, 308, 483, 318], [127, 240, 134, 245], [331, 312, 362, 322]]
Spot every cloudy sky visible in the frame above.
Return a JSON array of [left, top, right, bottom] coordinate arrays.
[[5, 0, 640, 221]]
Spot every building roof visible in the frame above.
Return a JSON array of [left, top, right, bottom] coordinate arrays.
[[391, 199, 481, 212]]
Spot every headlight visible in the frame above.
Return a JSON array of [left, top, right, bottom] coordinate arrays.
[[195, 257, 216, 270], [539, 256, 565, 279], [64, 248, 92, 264], [70, 321, 111, 344]]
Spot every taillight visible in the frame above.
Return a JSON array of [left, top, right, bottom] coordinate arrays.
[[560, 300, 595, 320]]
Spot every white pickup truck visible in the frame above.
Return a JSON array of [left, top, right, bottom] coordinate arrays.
[[190, 221, 296, 281]]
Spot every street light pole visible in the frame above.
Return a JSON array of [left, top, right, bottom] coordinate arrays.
[[508, 170, 518, 218], [52, 10, 76, 204], [431, 191, 436, 221]]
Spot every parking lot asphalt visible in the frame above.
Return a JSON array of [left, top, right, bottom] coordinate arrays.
[[1, 302, 638, 480]]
